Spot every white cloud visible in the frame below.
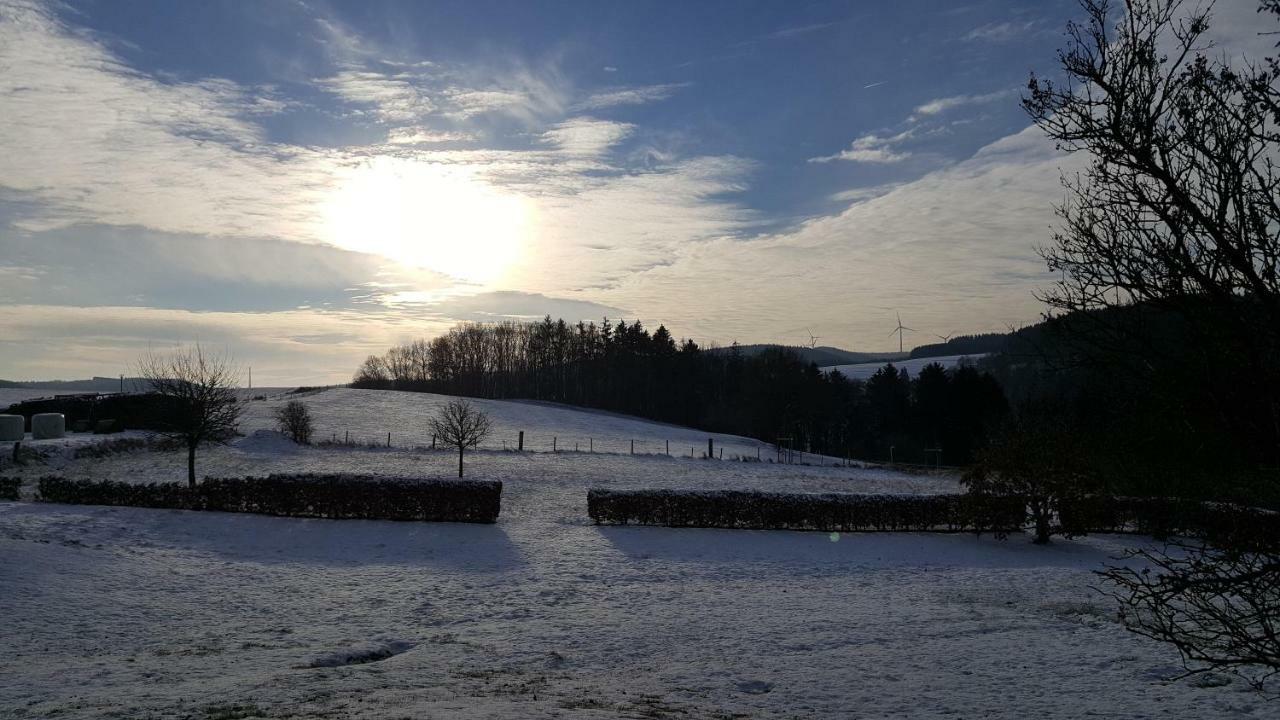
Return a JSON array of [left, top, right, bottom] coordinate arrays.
[[571, 83, 689, 112], [540, 118, 633, 157], [963, 20, 1046, 43], [912, 89, 1014, 118], [316, 70, 437, 122], [809, 130, 915, 164]]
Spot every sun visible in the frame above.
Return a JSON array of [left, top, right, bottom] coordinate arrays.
[[323, 157, 530, 285]]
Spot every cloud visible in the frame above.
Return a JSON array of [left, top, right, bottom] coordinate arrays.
[[963, 20, 1047, 43], [316, 70, 437, 122], [598, 125, 1082, 351], [540, 118, 633, 157], [764, 22, 834, 40], [809, 130, 915, 164], [912, 89, 1015, 118], [571, 83, 689, 112]]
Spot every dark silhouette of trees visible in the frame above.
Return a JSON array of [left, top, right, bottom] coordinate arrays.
[[353, 316, 1008, 464]]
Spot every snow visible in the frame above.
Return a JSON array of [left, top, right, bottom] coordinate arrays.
[[822, 353, 988, 380], [0, 388, 1266, 718]]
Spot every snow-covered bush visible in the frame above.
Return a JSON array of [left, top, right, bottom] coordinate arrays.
[[587, 489, 1025, 533], [37, 474, 502, 523]]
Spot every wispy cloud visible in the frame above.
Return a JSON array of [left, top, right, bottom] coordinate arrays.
[[809, 130, 915, 164], [764, 22, 834, 40], [571, 83, 690, 112], [963, 20, 1047, 43], [911, 89, 1014, 118]]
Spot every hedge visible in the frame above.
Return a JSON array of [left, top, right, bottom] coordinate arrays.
[[0, 477, 20, 501], [587, 489, 1026, 533], [37, 474, 502, 523], [1058, 495, 1280, 549]]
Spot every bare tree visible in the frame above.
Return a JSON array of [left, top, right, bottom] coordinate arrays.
[[1024, 0, 1280, 462], [138, 346, 244, 487], [1027, 0, 1280, 688], [274, 400, 314, 445], [428, 399, 492, 478], [1099, 542, 1280, 691]]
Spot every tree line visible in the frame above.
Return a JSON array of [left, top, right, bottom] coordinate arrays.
[[352, 317, 1009, 465]]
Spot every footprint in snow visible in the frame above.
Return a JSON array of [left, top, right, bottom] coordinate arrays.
[[736, 680, 773, 694]]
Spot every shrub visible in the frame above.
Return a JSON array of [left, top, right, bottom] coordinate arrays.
[[0, 477, 20, 501], [587, 489, 1025, 533], [274, 400, 314, 445], [37, 474, 502, 523], [1058, 495, 1280, 550]]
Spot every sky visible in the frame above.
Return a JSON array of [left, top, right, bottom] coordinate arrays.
[[0, 0, 1271, 384]]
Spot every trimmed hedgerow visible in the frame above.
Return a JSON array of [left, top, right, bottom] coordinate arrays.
[[37, 474, 502, 523], [587, 489, 1026, 533], [1057, 495, 1280, 549], [0, 477, 21, 501]]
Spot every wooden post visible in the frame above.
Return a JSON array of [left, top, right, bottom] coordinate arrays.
[[757, 446, 761, 461], [432, 435, 436, 450], [708, 438, 713, 459], [719, 447, 723, 460], [12, 441, 20, 465], [630, 439, 634, 455], [387, 432, 391, 447], [589, 438, 593, 453], [518, 431, 524, 451], [575, 442, 579, 452], [666, 439, 669, 456], [553, 436, 557, 452]]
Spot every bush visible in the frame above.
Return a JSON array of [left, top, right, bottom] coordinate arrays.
[[1058, 495, 1280, 550], [37, 474, 502, 523], [274, 400, 314, 445], [0, 477, 20, 501], [587, 489, 1026, 533]]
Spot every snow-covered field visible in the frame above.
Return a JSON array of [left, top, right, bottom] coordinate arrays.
[[822, 353, 987, 380], [0, 388, 1266, 718]]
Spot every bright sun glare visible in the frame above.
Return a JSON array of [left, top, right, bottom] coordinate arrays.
[[324, 157, 530, 285]]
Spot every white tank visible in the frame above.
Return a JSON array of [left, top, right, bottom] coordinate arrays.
[[31, 413, 65, 440], [0, 414, 23, 441]]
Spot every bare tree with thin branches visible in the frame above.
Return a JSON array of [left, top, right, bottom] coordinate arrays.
[[428, 399, 492, 478], [1026, 0, 1280, 690], [138, 346, 244, 487]]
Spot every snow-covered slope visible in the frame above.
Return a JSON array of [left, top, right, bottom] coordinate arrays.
[[242, 387, 784, 459], [822, 353, 987, 380]]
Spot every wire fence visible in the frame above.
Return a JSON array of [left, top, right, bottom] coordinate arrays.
[[311, 429, 886, 467]]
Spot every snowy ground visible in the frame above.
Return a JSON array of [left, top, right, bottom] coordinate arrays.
[[821, 354, 987, 380], [0, 388, 1267, 718]]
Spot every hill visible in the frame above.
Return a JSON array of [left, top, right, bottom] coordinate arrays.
[[708, 344, 906, 367], [0, 377, 150, 393]]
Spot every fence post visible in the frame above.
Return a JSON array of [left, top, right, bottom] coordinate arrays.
[[518, 430, 524, 451], [708, 438, 713, 459], [432, 435, 436, 450], [345, 430, 350, 444], [387, 432, 391, 448], [553, 436, 557, 452], [630, 439, 634, 455], [666, 439, 669, 456], [757, 446, 761, 461], [12, 441, 20, 465], [590, 438, 593, 453], [719, 447, 723, 460]]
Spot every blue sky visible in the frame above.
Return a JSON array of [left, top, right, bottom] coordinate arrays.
[[0, 0, 1268, 383]]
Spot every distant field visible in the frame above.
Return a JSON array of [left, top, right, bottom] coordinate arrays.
[[821, 353, 987, 380]]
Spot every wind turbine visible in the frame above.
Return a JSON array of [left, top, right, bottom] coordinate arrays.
[[934, 332, 954, 343], [889, 313, 915, 353], [805, 328, 822, 349]]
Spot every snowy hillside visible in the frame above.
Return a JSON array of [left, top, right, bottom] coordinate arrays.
[[240, 387, 791, 460], [822, 353, 987, 380]]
